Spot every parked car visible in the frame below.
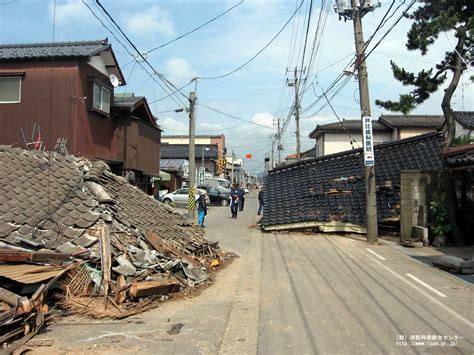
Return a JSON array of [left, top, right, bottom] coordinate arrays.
[[203, 177, 231, 194], [198, 185, 230, 206], [159, 188, 207, 207]]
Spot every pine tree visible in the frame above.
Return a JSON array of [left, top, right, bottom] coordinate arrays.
[[375, 0, 473, 146]]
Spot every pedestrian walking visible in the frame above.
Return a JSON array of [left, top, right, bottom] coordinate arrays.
[[197, 192, 207, 227], [230, 185, 239, 219], [257, 187, 264, 216], [237, 186, 245, 211]]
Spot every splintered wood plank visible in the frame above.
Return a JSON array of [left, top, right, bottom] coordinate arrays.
[[145, 231, 200, 266]]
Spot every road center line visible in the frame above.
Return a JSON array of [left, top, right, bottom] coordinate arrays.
[[365, 248, 386, 260], [406, 273, 448, 298], [366, 255, 474, 329]]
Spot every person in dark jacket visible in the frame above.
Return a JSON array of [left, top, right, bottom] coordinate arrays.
[[237, 186, 246, 211], [230, 185, 239, 219], [257, 187, 264, 216], [197, 192, 207, 227]]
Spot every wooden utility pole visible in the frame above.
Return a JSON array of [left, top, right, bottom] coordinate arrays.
[[351, 0, 378, 243], [230, 150, 235, 184], [277, 117, 282, 164], [187, 91, 197, 220], [293, 67, 301, 160], [271, 140, 275, 168]]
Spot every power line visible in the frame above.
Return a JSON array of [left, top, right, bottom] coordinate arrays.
[[145, 0, 243, 54], [362, 0, 416, 66], [199, 0, 305, 80], [148, 80, 195, 104], [93, 0, 189, 106], [320, 86, 357, 147], [297, 0, 314, 85], [82, 0, 187, 109], [300, 1, 415, 118], [198, 102, 276, 130]]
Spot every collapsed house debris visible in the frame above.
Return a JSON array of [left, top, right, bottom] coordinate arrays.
[[0, 146, 230, 350], [261, 133, 444, 233]]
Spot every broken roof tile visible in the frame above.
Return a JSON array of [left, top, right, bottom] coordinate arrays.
[[1, 145, 209, 254], [261, 133, 444, 231]]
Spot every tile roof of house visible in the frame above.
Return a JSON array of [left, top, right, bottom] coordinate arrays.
[[379, 115, 444, 128], [160, 159, 188, 173], [112, 95, 160, 129], [444, 144, 474, 168], [0, 39, 111, 61], [285, 147, 316, 161], [260, 132, 444, 231], [0, 146, 207, 252], [454, 111, 474, 129], [308, 119, 390, 139], [160, 144, 219, 159], [112, 95, 145, 109]]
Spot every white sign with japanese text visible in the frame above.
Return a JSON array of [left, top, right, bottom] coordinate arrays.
[[363, 116, 375, 166], [198, 167, 206, 185]]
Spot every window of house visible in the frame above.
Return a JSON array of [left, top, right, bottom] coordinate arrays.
[[92, 82, 111, 113], [0, 76, 21, 103]]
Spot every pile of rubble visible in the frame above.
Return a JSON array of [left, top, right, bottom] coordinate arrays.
[[0, 146, 231, 351]]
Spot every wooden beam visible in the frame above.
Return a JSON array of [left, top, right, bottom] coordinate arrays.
[[0, 287, 31, 314], [115, 275, 127, 305], [262, 221, 367, 234], [99, 222, 112, 302], [129, 279, 180, 298], [145, 231, 200, 266], [0, 250, 70, 262]]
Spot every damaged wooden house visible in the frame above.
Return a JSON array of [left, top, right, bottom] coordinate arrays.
[[0, 146, 230, 349], [260, 133, 445, 233]]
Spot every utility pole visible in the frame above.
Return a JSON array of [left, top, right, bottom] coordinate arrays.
[[287, 67, 301, 160], [231, 150, 235, 184], [294, 67, 301, 161], [271, 140, 275, 168], [339, 0, 379, 243], [187, 91, 197, 220], [277, 117, 282, 164], [201, 146, 204, 169]]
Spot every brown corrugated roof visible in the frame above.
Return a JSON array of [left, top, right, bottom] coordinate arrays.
[[0, 263, 66, 284]]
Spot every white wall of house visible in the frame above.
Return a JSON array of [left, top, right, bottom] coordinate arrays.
[[321, 132, 392, 156], [455, 121, 472, 138], [399, 127, 437, 139], [89, 54, 109, 77]]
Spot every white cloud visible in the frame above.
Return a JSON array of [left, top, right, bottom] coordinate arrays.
[[163, 57, 196, 82], [51, 0, 90, 25], [123, 5, 175, 39], [251, 112, 274, 128], [159, 116, 187, 134]]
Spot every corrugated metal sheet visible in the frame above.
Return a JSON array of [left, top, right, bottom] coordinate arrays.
[[0, 263, 66, 284]]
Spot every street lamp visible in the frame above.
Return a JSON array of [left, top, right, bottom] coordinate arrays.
[[201, 147, 210, 172]]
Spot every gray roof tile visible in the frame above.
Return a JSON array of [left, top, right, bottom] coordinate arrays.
[[454, 111, 474, 129], [0, 39, 110, 61], [379, 115, 444, 128], [160, 144, 219, 159], [309, 119, 390, 138], [261, 133, 444, 229], [0, 145, 210, 256]]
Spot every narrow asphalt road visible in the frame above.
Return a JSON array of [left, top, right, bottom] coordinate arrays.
[[33, 192, 473, 354]]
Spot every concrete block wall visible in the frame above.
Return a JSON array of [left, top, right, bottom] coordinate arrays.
[[400, 171, 443, 243]]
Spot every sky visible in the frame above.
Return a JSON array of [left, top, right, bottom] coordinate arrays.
[[1, 0, 472, 174]]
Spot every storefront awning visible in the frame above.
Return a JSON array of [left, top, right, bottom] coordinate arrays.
[[159, 170, 172, 181]]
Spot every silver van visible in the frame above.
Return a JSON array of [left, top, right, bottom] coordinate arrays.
[[204, 177, 231, 194]]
